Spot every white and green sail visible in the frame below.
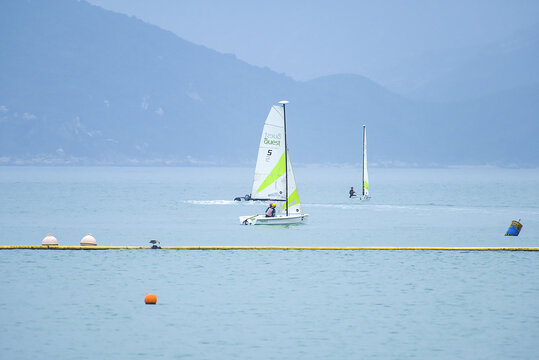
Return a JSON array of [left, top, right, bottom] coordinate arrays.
[[283, 155, 302, 214], [362, 125, 370, 197], [250, 105, 302, 214]]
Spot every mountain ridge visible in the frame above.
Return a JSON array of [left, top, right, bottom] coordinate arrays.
[[0, 0, 537, 167]]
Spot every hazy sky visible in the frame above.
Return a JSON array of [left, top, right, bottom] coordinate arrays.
[[87, 0, 539, 90]]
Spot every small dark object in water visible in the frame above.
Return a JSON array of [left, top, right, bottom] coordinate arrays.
[[505, 219, 523, 236], [149, 239, 161, 249], [234, 194, 251, 201]]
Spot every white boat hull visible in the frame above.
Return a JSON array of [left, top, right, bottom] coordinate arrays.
[[351, 195, 370, 201], [240, 213, 309, 225]]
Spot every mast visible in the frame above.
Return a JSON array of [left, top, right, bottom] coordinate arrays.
[[279, 100, 289, 216], [362, 125, 366, 196]]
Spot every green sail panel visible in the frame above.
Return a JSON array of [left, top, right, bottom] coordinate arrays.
[[256, 152, 286, 193], [283, 189, 300, 210]]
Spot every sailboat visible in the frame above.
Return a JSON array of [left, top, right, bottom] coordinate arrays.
[[353, 125, 370, 200], [239, 101, 308, 225]]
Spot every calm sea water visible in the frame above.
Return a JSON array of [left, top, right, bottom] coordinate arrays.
[[1, 166, 538, 247], [1, 166, 538, 359]]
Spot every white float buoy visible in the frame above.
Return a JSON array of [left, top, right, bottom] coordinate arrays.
[[42, 234, 58, 246], [81, 233, 97, 246]]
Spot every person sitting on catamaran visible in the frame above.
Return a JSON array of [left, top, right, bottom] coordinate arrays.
[[265, 203, 277, 217], [349, 186, 356, 198]]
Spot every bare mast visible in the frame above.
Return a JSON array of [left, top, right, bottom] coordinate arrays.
[[279, 100, 289, 216]]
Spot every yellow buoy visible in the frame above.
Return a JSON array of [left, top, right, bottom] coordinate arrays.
[[42, 234, 58, 246], [80, 233, 97, 246], [145, 293, 157, 304]]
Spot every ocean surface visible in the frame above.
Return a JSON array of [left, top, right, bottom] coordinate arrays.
[[1, 166, 538, 359]]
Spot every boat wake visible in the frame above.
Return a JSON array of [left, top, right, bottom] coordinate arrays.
[[182, 200, 539, 217], [184, 200, 259, 206], [305, 203, 486, 213], [184, 200, 237, 205]]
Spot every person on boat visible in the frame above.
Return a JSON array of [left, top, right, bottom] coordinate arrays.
[[265, 203, 277, 217], [349, 186, 356, 198]]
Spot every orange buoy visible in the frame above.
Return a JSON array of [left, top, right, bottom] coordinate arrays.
[[145, 293, 157, 305]]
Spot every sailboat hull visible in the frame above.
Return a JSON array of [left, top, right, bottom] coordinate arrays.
[[351, 195, 370, 201], [240, 214, 309, 225]]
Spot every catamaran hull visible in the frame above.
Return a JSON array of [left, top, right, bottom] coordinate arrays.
[[351, 195, 370, 201], [239, 214, 309, 225]]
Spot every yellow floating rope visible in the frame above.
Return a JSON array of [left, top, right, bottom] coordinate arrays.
[[0, 246, 538, 251]]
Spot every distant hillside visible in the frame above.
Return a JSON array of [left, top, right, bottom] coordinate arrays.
[[410, 25, 539, 102], [0, 0, 296, 164], [0, 0, 537, 166]]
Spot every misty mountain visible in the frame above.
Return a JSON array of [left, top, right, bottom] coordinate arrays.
[[409, 24, 539, 102], [0, 0, 537, 166]]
